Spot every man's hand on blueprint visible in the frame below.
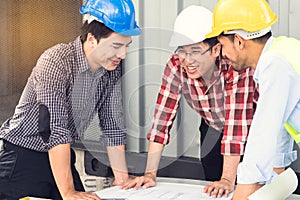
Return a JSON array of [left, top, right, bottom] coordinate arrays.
[[203, 178, 234, 198], [121, 172, 156, 190]]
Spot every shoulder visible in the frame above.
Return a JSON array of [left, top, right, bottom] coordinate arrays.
[[36, 40, 77, 69], [41, 41, 76, 62], [257, 52, 292, 78], [34, 41, 77, 78], [167, 54, 181, 69]]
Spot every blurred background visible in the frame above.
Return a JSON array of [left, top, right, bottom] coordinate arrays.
[[1, 0, 300, 192]]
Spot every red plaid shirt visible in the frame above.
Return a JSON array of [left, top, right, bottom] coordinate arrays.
[[147, 54, 258, 155]]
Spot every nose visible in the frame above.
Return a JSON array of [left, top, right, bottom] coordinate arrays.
[[184, 54, 195, 64], [116, 47, 128, 59]]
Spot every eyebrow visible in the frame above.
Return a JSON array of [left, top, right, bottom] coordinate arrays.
[[177, 46, 203, 50], [113, 40, 133, 46], [191, 46, 202, 50]]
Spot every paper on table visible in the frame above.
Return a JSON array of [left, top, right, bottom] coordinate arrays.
[[248, 168, 298, 200], [95, 182, 233, 200]]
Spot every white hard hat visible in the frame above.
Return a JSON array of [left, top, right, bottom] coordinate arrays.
[[169, 5, 213, 47]]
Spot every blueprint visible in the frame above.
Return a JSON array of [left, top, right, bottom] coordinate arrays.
[[95, 181, 233, 200]]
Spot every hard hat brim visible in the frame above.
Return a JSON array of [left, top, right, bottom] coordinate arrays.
[[206, 29, 222, 39], [119, 26, 142, 36], [169, 32, 205, 47], [170, 6, 213, 47]]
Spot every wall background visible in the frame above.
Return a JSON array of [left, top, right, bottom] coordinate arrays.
[[120, 0, 300, 159], [0, 0, 299, 168]]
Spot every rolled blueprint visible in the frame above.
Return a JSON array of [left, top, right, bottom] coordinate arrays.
[[248, 168, 298, 200]]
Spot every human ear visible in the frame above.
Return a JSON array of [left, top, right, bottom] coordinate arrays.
[[212, 43, 221, 57], [234, 34, 245, 50], [87, 33, 97, 48]]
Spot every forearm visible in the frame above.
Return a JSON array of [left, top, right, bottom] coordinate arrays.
[[221, 155, 240, 184], [107, 145, 129, 184], [48, 143, 74, 198], [145, 141, 164, 178]]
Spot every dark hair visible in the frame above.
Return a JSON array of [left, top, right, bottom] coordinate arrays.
[[203, 37, 219, 48], [80, 20, 114, 43], [220, 31, 272, 44], [220, 32, 235, 42], [252, 31, 272, 43]]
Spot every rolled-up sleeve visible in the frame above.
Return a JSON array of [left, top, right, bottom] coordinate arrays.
[[34, 51, 74, 149], [147, 56, 182, 145]]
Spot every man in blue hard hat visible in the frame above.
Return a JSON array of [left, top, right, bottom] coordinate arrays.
[[0, 0, 141, 199]]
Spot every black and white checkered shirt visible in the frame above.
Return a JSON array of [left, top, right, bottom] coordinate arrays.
[[0, 37, 127, 152]]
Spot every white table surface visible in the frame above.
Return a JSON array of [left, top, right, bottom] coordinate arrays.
[[95, 177, 300, 200], [155, 177, 300, 200]]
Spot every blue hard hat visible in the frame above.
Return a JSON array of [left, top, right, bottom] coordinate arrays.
[[80, 0, 141, 36]]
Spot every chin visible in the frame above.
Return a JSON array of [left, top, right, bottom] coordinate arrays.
[[104, 65, 118, 71], [233, 65, 249, 72], [187, 74, 201, 80]]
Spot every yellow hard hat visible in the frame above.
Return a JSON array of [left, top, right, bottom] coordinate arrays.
[[206, 0, 278, 38]]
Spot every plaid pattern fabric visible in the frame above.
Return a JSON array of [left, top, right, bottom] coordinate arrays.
[[0, 37, 126, 152], [147, 54, 258, 155]]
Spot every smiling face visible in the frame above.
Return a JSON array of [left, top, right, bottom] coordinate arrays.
[[176, 42, 220, 81], [84, 32, 132, 71]]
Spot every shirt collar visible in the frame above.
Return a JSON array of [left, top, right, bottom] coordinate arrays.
[[74, 36, 106, 77], [74, 36, 90, 74], [260, 36, 274, 59], [254, 36, 274, 81]]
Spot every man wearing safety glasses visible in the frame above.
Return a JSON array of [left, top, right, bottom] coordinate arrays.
[[123, 5, 258, 198]]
